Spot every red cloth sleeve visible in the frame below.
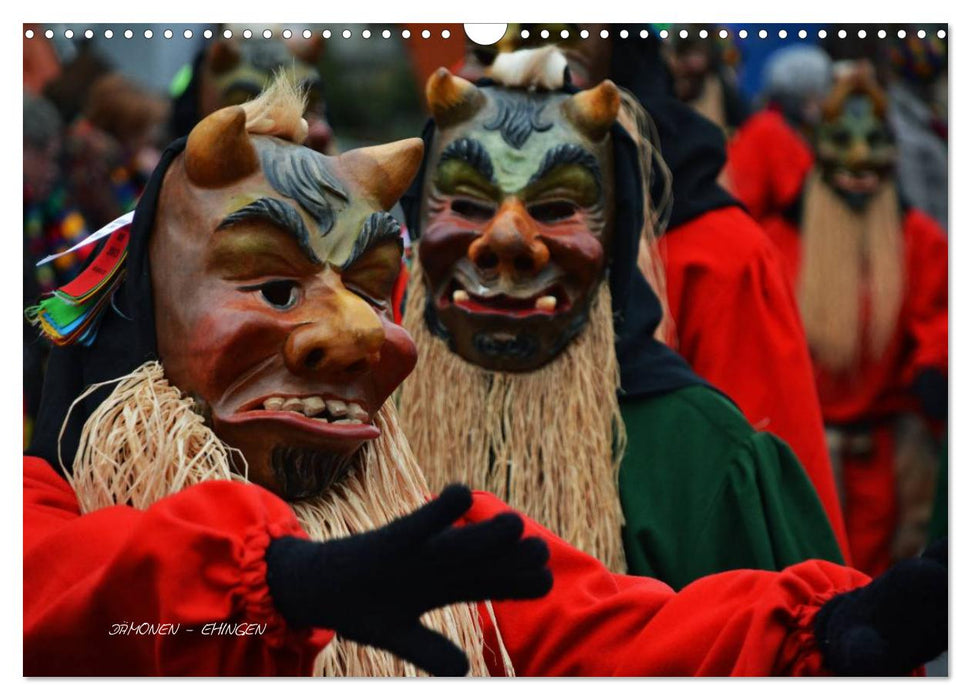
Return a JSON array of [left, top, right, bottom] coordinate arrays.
[[900, 210, 948, 384], [23, 457, 331, 676], [726, 110, 814, 222], [661, 207, 850, 561], [469, 491, 868, 676]]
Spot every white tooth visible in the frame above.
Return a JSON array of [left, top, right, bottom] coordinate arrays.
[[313, 415, 332, 423], [326, 399, 348, 417], [333, 418, 358, 425], [347, 403, 368, 420], [282, 397, 304, 412], [535, 295, 557, 312], [302, 396, 325, 416], [264, 397, 284, 411], [453, 290, 469, 303]]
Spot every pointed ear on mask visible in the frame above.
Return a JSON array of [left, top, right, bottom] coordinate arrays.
[[184, 105, 260, 188], [425, 68, 486, 128], [562, 79, 621, 142], [340, 138, 425, 210]]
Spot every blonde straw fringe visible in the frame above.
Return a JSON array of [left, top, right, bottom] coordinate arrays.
[[65, 361, 512, 677], [399, 263, 629, 573], [799, 172, 904, 373]]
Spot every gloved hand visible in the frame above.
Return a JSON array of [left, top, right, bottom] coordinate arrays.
[[913, 368, 947, 421], [814, 538, 947, 676], [265, 484, 552, 676]]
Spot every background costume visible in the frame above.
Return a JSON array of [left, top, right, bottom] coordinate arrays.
[[762, 191, 947, 576], [608, 33, 850, 559]]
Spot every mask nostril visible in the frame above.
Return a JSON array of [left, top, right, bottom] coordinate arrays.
[[475, 250, 500, 270], [304, 348, 324, 369]]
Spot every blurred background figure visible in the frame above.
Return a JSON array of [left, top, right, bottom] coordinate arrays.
[[65, 74, 169, 229], [725, 45, 832, 223], [23, 91, 91, 447], [886, 31, 948, 230], [169, 30, 336, 154], [663, 24, 750, 136], [759, 69, 947, 577]]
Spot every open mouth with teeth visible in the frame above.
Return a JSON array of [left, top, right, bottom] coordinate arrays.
[[440, 281, 571, 318], [223, 394, 380, 441]]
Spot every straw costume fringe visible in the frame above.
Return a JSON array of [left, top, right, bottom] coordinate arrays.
[[66, 361, 511, 677], [799, 172, 904, 373], [399, 263, 628, 573]]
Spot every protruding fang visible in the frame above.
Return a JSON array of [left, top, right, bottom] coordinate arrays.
[[535, 295, 557, 311], [453, 289, 470, 303]]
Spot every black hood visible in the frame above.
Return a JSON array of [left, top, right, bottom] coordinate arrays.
[[27, 138, 188, 472], [610, 29, 739, 230], [399, 84, 705, 401]]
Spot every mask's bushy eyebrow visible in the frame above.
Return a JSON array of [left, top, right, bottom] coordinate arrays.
[[528, 143, 603, 196], [217, 197, 321, 264], [256, 140, 348, 236], [439, 138, 496, 183], [341, 212, 403, 271]]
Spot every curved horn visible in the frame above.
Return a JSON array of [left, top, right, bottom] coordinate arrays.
[[562, 79, 621, 142], [340, 138, 425, 210], [184, 105, 260, 188], [425, 68, 485, 128]]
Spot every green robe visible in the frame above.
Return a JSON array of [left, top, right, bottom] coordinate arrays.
[[618, 385, 844, 590]]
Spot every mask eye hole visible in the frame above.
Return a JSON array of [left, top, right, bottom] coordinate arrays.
[[257, 280, 300, 310], [451, 199, 496, 221], [527, 201, 577, 223]]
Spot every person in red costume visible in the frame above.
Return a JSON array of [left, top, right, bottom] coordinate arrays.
[[25, 76, 944, 677], [757, 70, 947, 578]]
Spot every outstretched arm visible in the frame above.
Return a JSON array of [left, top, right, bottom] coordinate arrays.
[[474, 491, 944, 676]]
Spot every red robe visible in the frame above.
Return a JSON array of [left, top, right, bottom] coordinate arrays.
[[762, 209, 948, 575], [24, 457, 868, 676], [724, 108, 815, 224], [660, 206, 850, 560]]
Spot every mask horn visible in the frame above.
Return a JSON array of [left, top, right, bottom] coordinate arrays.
[[184, 105, 260, 188], [562, 79, 621, 142], [425, 68, 485, 128], [340, 138, 425, 210]]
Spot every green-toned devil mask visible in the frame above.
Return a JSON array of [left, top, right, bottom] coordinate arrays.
[[815, 78, 897, 211], [418, 70, 620, 372]]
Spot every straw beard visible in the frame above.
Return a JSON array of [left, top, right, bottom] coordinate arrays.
[[799, 170, 904, 374], [64, 361, 512, 677], [399, 261, 628, 573]]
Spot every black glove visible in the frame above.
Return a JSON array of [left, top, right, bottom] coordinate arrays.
[[913, 368, 948, 421], [814, 538, 948, 676], [265, 484, 552, 676]]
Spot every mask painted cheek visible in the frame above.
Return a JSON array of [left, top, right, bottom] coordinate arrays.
[[419, 215, 482, 285], [183, 305, 293, 403], [540, 224, 606, 275]]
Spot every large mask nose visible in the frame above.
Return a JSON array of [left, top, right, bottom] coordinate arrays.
[[284, 290, 385, 380], [468, 200, 550, 277]]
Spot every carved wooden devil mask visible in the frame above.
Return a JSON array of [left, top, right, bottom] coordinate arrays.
[[149, 102, 422, 499], [418, 69, 620, 372]]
